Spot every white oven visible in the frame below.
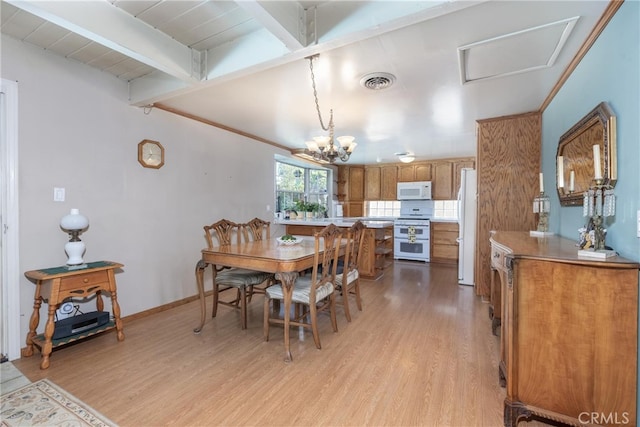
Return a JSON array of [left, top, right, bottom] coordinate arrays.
[[394, 219, 430, 262]]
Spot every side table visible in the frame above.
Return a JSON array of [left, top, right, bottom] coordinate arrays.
[[23, 261, 125, 369]]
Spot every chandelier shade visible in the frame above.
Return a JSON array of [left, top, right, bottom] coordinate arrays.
[[299, 55, 356, 164]]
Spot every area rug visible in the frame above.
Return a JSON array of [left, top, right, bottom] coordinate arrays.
[[1, 379, 117, 426]]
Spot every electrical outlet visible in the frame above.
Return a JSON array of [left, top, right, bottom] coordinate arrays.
[[53, 187, 65, 202], [637, 210, 640, 238]]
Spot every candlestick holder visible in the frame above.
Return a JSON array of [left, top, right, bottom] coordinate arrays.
[[530, 191, 553, 237], [578, 179, 616, 258]]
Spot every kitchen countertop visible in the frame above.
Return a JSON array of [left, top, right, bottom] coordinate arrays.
[[277, 218, 394, 228]]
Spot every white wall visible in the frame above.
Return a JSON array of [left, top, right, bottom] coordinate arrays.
[[1, 35, 289, 343]]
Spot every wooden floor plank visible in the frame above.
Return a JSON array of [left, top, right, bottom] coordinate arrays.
[[13, 261, 516, 426]]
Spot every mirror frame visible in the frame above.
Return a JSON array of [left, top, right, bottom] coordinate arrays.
[[556, 102, 616, 206]]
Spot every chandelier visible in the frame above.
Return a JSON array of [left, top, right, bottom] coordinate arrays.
[[302, 55, 357, 164]]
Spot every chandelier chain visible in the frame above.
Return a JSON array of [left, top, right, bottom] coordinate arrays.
[[309, 55, 330, 132]]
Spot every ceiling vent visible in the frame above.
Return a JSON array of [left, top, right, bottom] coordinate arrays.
[[360, 72, 396, 90]]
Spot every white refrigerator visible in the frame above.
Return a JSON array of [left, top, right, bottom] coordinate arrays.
[[457, 168, 477, 286]]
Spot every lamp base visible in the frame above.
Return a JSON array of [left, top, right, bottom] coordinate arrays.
[[65, 241, 86, 265], [65, 264, 88, 271], [577, 248, 617, 259]]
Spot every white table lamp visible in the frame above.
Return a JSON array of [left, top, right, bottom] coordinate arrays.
[[60, 208, 89, 266]]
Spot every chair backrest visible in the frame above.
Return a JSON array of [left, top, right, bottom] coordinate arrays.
[[343, 220, 366, 278], [244, 217, 270, 242], [203, 219, 242, 248], [309, 223, 343, 298]]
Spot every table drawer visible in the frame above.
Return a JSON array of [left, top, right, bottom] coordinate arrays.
[[59, 270, 110, 291]]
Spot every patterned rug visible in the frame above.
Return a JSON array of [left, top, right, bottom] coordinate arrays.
[[1, 379, 117, 426]]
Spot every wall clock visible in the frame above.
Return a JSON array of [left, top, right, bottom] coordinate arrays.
[[138, 139, 164, 169]]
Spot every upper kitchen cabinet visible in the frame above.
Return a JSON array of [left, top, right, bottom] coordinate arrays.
[[381, 166, 398, 200], [348, 166, 365, 201], [364, 166, 381, 200], [432, 161, 454, 200], [454, 159, 476, 197], [398, 162, 432, 182], [365, 165, 397, 200]]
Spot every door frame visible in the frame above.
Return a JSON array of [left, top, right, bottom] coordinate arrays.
[[1, 78, 21, 361]]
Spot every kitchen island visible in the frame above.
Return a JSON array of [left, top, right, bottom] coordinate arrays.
[[277, 218, 394, 280]]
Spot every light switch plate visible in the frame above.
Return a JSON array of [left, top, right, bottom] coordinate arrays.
[[637, 210, 640, 238], [53, 187, 65, 202]]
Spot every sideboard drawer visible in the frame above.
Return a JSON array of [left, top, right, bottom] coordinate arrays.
[[59, 270, 110, 291], [491, 246, 508, 271]]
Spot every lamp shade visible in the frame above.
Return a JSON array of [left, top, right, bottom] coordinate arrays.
[[60, 209, 89, 231]]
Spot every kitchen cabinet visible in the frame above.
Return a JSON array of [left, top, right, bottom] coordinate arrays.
[[453, 159, 476, 198], [432, 161, 453, 200], [490, 231, 638, 427], [349, 166, 365, 201], [380, 165, 397, 200], [475, 112, 540, 299], [430, 221, 458, 264], [397, 162, 432, 182], [364, 166, 381, 200], [364, 165, 397, 200], [285, 223, 393, 280]]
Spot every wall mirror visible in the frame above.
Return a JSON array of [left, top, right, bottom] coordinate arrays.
[[556, 102, 616, 206]]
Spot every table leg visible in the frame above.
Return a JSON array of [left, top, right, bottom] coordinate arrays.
[[24, 291, 43, 357], [275, 271, 298, 362], [40, 304, 57, 369], [194, 259, 208, 334]]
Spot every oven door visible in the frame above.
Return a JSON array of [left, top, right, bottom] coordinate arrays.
[[394, 238, 430, 261]]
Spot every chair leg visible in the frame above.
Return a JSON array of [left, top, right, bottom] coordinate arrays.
[[212, 283, 219, 318], [342, 285, 352, 322], [309, 303, 321, 349], [240, 286, 247, 330], [263, 296, 270, 342], [329, 294, 338, 333], [354, 279, 363, 311]]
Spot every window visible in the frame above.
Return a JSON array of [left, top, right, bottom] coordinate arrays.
[[434, 200, 459, 219], [365, 201, 400, 217], [275, 161, 329, 214]]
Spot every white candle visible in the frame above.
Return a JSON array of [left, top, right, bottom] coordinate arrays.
[[557, 156, 564, 188], [539, 172, 544, 193], [569, 170, 575, 192], [593, 144, 602, 179]]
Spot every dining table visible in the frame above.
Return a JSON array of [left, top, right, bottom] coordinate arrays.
[[194, 235, 342, 362]]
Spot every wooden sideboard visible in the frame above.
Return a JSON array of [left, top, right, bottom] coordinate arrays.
[[490, 232, 638, 427]]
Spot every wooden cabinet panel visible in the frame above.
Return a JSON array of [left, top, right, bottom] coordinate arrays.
[[381, 166, 397, 200], [432, 161, 453, 200], [475, 112, 540, 298], [491, 232, 638, 427], [453, 159, 475, 197], [430, 221, 459, 264], [349, 167, 365, 201], [364, 166, 381, 200], [415, 163, 432, 181], [397, 165, 415, 182], [346, 202, 363, 217]]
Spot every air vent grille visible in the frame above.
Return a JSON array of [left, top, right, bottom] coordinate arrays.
[[360, 73, 396, 90]]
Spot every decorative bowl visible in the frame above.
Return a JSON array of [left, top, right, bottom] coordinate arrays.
[[277, 236, 301, 245]]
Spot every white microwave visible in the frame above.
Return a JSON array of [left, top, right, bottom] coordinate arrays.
[[397, 181, 432, 200]]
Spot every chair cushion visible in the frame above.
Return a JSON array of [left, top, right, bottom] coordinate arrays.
[[335, 269, 359, 287], [216, 268, 273, 288], [266, 277, 334, 304]]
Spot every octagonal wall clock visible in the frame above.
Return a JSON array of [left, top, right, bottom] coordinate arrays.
[[138, 139, 164, 169]]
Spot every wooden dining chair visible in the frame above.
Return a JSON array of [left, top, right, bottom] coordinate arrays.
[[335, 220, 366, 322], [243, 217, 274, 301], [203, 219, 274, 329], [263, 223, 342, 349]]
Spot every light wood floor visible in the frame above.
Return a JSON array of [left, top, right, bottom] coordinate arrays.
[[13, 261, 511, 426]]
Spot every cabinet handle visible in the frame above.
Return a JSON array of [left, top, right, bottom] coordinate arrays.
[[493, 252, 500, 258]]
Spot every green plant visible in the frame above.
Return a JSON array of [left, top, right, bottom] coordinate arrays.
[[294, 200, 309, 212]]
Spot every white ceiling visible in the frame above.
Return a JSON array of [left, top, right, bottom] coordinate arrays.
[[1, 0, 610, 165]]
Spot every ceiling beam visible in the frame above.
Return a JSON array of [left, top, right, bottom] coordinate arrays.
[[235, 1, 306, 50], [6, 0, 200, 83]]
